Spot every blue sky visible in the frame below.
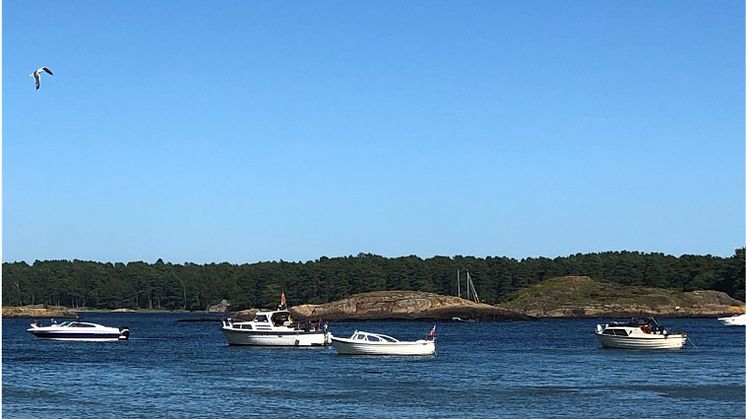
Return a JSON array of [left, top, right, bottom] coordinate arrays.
[[3, 1, 744, 264]]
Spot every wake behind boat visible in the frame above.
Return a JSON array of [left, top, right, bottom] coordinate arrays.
[[717, 313, 746, 326], [27, 320, 130, 342], [331, 326, 436, 356], [595, 317, 686, 349]]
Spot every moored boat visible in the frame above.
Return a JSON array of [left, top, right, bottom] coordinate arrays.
[[331, 326, 436, 356], [595, 317, 686, 349], [717, 313, 746, 326], [27, 320, 130, 342], [451, 317, 477, 323], [221, 295, 330, 347]]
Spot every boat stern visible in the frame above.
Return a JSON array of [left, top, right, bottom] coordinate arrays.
[[119, 327, 130, 340]]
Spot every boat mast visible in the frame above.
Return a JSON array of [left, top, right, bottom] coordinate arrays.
[[457, 269, 461, 298], [471, 277, 480, 303], [466, 270, 471, 301], [467, 271, 480, 303]]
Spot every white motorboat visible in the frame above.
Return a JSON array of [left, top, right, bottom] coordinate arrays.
[[595, 317, 686, 349], [27, 320, 130, 342], [221, 309, 330, 347], [451, 317, 477, 323], [331, 327, 436, 356], [717, 313, 746, 326]]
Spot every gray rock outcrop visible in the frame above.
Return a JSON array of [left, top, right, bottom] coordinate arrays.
[[288, 291, 529, 321], [207, 299, 231, 313]]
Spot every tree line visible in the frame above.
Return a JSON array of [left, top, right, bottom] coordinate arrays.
[[2, 249, 743, 310]]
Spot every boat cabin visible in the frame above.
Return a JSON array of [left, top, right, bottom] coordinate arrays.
[[599, 317, 667, 335], [222, 309, 298, 330], [37, 320, 97, 329], [600, 328, 629, 336], [250, 310, 293, 327]]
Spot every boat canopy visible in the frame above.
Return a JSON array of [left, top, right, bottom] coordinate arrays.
[[351, 331, 399, 343], [608, 317, 661, 327]]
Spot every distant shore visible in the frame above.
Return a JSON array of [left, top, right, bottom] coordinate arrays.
[[4, 279, 744, 320], [1, 305, 209, 318]]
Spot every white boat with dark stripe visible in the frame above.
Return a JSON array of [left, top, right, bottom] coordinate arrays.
[[331, 329, 436, 356], [27, 320, 130, 342], [220, 309, 330, 347], [595, 317, 687, 349]]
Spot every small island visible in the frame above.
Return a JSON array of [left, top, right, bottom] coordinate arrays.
[[497, 276, 746, 318]]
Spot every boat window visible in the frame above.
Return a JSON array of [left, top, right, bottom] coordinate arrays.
[[254, 315, 269, 323], [602, 329, 615, 335], [72, 323, 95, 328], [355, 334, 366, 340], [613, 329, 628, 336], [367, 335, 381, 342], [271, 312, 290, 326], [240, 325, 252, 330]]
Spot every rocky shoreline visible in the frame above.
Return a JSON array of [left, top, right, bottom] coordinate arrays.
[[286, 291, 529, 321], [1, 306, 193, 318], [5, 276, 744, 321], [496, 276, 746, 318], [2, 305, 80, 319]]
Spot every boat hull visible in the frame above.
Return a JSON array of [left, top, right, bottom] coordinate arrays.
[[221, 328, 329, 346], [718, 314, 746, 326], [595, 332, 686, 349], [331, 338, 435, 355], [27, 327, 130, 342], [28, 332, 125, 342]]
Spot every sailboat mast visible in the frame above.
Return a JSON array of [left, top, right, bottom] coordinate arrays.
[[457, 269, 461, 298], [466, 271, 479, 303], [470, 277, 480, 303], [466, 270, 471, 301]]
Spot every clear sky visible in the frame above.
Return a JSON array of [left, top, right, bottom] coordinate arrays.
[[3, 1, 744, 264]]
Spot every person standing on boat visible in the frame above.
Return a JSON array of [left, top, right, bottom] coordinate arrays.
[[427, 325, 436, 340], [278, 292, 287, 310]]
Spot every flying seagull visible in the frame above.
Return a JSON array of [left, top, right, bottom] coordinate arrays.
[[30, 67, 53, 90]]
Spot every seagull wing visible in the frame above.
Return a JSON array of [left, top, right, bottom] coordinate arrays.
[[34, 73, 40, 90], [41, 67, 53, 75]]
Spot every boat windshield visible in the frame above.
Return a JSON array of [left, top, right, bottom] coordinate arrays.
[[609, 317, 660, 328], [271, 312, 292, 326], [353, 332, 399, 342]]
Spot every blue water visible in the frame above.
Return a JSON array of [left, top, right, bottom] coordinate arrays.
[[3, 314, 745, 418]]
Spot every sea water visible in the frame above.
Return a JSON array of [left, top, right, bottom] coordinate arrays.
[[3, 314, 745, 418]]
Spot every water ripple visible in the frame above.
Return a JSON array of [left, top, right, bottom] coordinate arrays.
[[3, 315, 745, 418]]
